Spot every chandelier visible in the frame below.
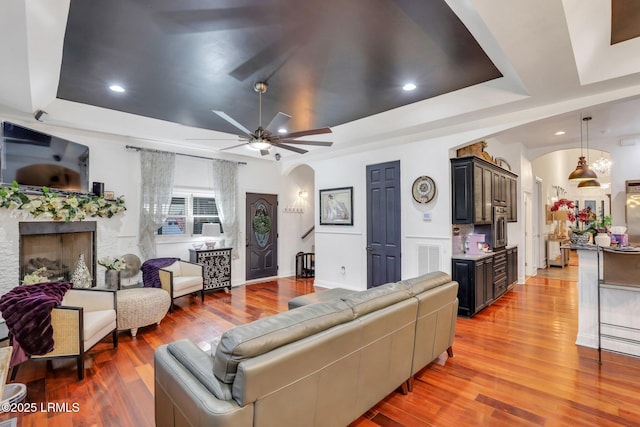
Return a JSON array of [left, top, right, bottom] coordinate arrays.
[[591, 152, 612, 176]]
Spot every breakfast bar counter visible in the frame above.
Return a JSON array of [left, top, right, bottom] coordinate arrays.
[[575, 246, 640, 357]]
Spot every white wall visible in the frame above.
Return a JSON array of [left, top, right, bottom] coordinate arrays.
[[0, 117, 291, 291], [309, 133, 526, 290]]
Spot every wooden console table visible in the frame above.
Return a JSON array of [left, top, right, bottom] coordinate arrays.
[[189, 248, 232, 291], [547, 238, 569, 268]]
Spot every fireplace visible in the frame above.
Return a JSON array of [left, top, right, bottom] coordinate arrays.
[[19, 222, 97, 286]]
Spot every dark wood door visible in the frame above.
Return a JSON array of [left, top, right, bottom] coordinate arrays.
[[366, 160, 401, 288], [246, 193, 278, 280]]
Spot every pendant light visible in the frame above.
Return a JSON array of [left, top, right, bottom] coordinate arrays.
[[576, 116, 600, 188], [568, 115, 599, 182]]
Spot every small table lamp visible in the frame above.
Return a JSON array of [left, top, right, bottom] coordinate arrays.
[[202, 223, 222, 249]]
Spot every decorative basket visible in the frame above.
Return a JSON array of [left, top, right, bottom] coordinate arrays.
[[456, 142, 485, 158], [570, 233, 591, 245]]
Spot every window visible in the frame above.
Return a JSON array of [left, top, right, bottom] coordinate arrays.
[[157, 194, 221, 236], [192, 196, 220, 235], [157, 197, 187, 235]]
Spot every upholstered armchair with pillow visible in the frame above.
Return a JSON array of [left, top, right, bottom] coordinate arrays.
[[12, 288, 118, 381], [158, 260, 204, 312]]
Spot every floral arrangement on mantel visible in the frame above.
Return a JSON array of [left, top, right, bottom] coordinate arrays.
[[0, 181, 126, 222]]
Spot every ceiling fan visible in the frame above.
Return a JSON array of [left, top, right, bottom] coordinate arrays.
[[213, 82, 333, 156]]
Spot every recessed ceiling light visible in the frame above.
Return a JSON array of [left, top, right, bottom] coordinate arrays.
[[109, 84, 125, 93], [278, 128, 287, 134], [554, 131, 566, 136], [402, 83, 417, 91]]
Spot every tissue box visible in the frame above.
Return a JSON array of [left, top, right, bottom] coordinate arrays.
[[611, 233, 628, 247]]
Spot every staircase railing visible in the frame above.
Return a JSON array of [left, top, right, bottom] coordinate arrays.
[[301, 226, 314, 240]]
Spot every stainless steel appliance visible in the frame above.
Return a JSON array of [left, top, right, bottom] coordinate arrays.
[[626, 180, 640, 246], [493, 206, 508, 248]]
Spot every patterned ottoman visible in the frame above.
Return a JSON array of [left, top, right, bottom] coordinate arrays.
[[117, 288, 171, 337]]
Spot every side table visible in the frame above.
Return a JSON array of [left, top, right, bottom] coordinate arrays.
[[189, 248, 232, 292]]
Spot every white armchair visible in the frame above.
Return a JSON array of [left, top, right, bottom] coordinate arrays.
[[13, 288, 117, 381], [158, 260, 204, 313]]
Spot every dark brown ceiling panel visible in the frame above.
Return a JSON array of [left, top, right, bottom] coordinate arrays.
[[611, 0, 640, 44], [57, 0, 502, 134]]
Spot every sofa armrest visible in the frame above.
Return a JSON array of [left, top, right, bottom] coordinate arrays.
[[179, 261, 203, 277], [155, 344, 253, 427], [62, 288, 116, 312], [167, 339, 232, 401]]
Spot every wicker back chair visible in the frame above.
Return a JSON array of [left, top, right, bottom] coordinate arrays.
[[12, 288, 118, 380], [158, 260, 204, 313]]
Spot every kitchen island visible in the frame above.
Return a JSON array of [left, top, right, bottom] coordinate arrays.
[[575, 245, 640, 357]]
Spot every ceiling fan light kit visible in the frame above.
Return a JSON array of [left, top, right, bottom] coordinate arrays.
[[214, 81, 333, 156]]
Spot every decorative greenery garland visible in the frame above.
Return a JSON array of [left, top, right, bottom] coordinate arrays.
[[252, 213, 272, 234], [0, 181, 126, 222]]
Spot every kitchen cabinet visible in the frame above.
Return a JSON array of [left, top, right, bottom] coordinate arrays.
[[451, 156, 518, 225], [189, 248, 232, 291], [492, 170, 508, 206], [506, 246, 518, 287], [452, 255, 494, 317], [508, 176, 518, 222], [493, 249, 507, 298]]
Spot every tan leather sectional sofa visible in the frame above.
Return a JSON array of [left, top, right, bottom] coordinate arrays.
[[154, 271, 458, 427]]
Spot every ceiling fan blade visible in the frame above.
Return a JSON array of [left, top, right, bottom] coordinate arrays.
[[185, 137, 246, 141], [265, 112, 292, 134], [260, 149, 270, 156], [220, 142, 249, 151], [271, 142, 308, 154], [272, 139, 333, 147], [212, 110, 253, 136], [280, 127, 332, 139]]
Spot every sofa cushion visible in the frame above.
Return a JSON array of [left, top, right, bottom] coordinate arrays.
[[399, 271, 453, 296], [213, 299, 353, 383], [288, 288, 357, 309], [340, 282, 412, 318], [172, 275, 203, 292]]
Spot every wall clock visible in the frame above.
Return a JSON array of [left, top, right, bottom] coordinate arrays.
[[412, 176, 436, 204]]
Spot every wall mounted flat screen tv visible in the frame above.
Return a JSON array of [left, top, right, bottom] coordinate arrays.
[[1, 122, 90, 193]]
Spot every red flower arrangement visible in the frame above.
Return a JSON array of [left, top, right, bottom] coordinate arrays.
[[577, 207, 596, 224], [550, 198, 576, 222]]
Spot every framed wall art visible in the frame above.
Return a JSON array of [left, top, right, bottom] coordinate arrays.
[[320, 187, 353, 225]]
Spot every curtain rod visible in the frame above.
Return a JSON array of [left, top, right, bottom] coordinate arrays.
[[125, 145, 247, 165]]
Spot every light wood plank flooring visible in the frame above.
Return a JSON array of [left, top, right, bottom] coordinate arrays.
[[2, 256, 639, 426]]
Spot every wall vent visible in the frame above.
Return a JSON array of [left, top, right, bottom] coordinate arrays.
[[417, 244, 440, 275]]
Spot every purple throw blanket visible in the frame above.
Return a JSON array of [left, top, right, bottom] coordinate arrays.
[[0, 281, 72, 366], [141, 258, 179, 288]]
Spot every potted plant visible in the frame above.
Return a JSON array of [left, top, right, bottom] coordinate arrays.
[[550, 198, 576, 238], [569, 207, 597, 245]]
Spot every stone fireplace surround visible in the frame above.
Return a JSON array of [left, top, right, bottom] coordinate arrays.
[[0, 210, 121, 295]]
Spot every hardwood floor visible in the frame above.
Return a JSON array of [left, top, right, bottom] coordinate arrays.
[[2, 260, 640, 426]]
